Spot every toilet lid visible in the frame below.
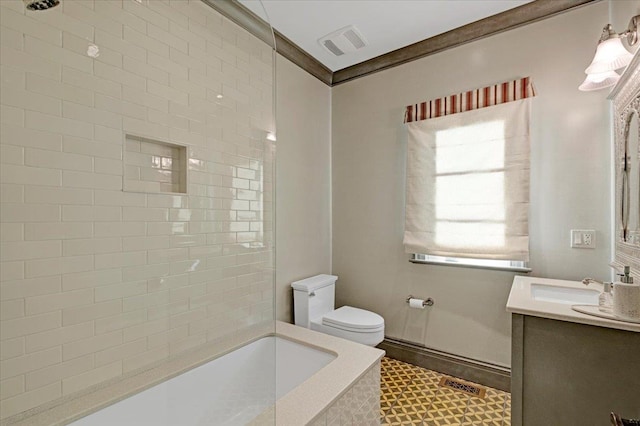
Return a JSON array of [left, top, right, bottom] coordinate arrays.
[[322, 306, 384, 331]]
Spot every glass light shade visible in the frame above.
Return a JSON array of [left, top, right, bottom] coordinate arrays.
[[578, 70, 620, 91], [585, 37, 633, 74]]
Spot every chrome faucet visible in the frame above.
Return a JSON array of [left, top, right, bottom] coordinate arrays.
[[582, 277, 603, 286]]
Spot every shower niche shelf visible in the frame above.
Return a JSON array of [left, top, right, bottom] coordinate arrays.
[[124, 134, 187, 194]]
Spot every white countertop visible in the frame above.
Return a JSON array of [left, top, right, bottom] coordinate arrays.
[[506, 276, 640, 333]]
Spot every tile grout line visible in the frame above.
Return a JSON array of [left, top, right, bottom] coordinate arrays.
[[459, 394, 472, 426], [381, 379, 413, 417], [419, 385, 443, 424], [381, 359, 418, 417]]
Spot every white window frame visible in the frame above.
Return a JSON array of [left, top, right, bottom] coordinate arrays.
[[410, 253, 531, 273]]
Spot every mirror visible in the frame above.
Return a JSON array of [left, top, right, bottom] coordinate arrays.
[[610, 49, 640, 275], [623, 111, 639, 244]]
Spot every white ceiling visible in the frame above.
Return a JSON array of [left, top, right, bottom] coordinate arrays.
[[239, 0, 534, 71]]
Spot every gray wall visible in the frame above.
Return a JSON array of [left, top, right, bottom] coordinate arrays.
[[331, 2, 615, 367], [275, 55, 332, 322]]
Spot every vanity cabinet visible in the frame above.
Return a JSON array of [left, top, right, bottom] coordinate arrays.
[[507, 276, 640, 426], [511, 314, 640, 426]]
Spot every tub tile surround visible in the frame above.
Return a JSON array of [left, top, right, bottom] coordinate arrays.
[[297, 364, 381, 426], [3, 321, 383, 426], [0, 0, 275, 420]]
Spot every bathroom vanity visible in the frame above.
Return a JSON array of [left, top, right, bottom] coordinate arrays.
[[507, 276, 640, 426], [503, 42, 640, 426]]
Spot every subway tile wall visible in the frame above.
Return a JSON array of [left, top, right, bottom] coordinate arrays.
[[0, 0, 275, 420]]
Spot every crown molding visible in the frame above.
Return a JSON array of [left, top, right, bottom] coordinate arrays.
[[274, 30, 334, 86], [202, 0, 600, 87], [332, 0, 599, 85], [200, 0, 333, 85]]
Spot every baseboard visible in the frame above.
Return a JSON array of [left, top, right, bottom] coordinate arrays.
[[378, 338, 511, 392]]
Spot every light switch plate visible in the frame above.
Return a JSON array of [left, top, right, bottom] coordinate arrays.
[[571, 229, 596, 249]]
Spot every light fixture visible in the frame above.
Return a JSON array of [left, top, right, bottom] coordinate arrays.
[[578, 70, 620, 92], [579, 16, 639, 92]]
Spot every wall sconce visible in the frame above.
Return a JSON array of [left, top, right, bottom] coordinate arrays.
[[579, 16, 639, 91]]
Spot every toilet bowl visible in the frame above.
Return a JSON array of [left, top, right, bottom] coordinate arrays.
[[291, 274, 385, 346]]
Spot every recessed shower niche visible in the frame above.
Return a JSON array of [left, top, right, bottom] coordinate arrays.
[[123, 134, 187, 194]]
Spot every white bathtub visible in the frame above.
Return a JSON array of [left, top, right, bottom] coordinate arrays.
[[70, 337, 335, 426], [13, 322, 382, 426]]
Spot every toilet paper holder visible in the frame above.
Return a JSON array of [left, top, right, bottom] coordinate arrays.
[[406, 295, 434, 307]]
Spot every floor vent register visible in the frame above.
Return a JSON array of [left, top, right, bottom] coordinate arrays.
[[439, 377, 487, 398]]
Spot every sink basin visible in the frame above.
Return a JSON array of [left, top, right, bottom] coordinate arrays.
[[530, 283, 599, 305]]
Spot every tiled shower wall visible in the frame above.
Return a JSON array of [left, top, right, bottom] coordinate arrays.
[[0, 0, 274, 419]]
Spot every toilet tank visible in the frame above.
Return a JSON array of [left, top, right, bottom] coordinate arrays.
[[291, 275, 337, 328]]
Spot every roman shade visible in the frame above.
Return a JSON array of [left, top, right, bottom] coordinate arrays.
[[403, 78, 534, 261]]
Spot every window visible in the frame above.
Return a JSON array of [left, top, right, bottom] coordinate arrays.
[[404, 97, 531, 270]]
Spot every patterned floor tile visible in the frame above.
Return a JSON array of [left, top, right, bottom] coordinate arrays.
[[463, 388, 506, 425], [402, 381, 438, 404], [380, 357, 418, 414], [463, 405, 505, 426], [381, 358, 417, 384], [434, 387, 469, 408], [464, 420, 504, 426], [503, 394, 511, 426], [422, 388, 469, 425], [412, 367, 443, 386], [390, 386, 433, 419], [422, 413, 466, 426], [380, 357, 511, 426], [380, 385, 404, 413], [383, 406, 425, 425]]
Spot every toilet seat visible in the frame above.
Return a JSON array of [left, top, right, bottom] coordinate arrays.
[[310, 319, 385, 346], [322, 306, 384, 333], [311, 306, 385, 346]]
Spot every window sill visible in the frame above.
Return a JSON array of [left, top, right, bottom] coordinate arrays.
[[409, 254, 532, 273]]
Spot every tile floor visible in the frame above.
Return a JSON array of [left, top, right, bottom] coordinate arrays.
[[380, 357, 511, 426]]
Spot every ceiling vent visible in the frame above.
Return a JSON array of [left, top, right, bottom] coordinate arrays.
[[318, 25, 368, 56]]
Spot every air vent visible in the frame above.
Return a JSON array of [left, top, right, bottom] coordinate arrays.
[[318, 25, 368, 57], [439, 377, 487, 398], [323, 39, 344, 56]]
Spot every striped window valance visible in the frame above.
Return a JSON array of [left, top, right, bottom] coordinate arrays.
[[404, 77, 535, 123]]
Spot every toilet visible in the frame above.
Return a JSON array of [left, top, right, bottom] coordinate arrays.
[[291, 274, 384, 346]]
